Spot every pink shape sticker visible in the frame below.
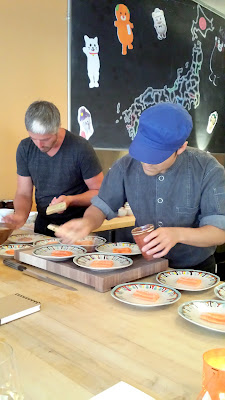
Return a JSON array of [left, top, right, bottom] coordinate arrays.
[[199, 17, 206, 31]]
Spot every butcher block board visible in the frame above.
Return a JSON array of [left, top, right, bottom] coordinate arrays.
[[14, 247, 168, 292]]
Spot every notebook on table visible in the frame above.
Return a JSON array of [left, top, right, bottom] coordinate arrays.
[[0, 293, 41, 325], [90, 382, 155, 399]]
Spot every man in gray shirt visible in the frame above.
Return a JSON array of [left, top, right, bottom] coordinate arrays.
[[4, 101, 103, 235], [56, 102, 225, 271]]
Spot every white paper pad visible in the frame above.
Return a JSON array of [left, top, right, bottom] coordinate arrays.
[[90, 382, 155, 399]]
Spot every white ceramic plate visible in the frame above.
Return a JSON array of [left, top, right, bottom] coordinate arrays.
[[111, 282, 181, 307], [34, 238, 60, 246], [73, 252, 133, 271], [178, 300, 225, 333], [96, 242, 141, 255], [33, 244, 87, 261], [8, 233, 46, 244], [69, 235, 107, 252], [156, 269, 220, 291], [0, 244, 33, 257], [214, 283, 225, 301]]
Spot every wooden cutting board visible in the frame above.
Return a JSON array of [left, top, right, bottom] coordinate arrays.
[[14, 247, 168, 292]]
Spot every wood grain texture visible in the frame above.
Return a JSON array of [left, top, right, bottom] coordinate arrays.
[[93, 216, 135, 232], [0, 258, 224, 400], [14, 248, 168, 292]]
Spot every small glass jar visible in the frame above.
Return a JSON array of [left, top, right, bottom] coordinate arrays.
[[131, 224, 154, 260]]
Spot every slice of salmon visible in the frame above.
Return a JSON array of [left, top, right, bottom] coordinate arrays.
[[51, 250, 73, 257], [19, 236, 32, 242], [177, 277, 202, 287], [90, 260, 114, 268], [113, 247, 132, 253], [75, 240, 94, 246], [200, 312, 225, 325], [5, 249, 15, 255], [133, 290, 160, 302]]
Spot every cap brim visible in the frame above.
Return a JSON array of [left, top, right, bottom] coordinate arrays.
[[129, 133, 174, 164]]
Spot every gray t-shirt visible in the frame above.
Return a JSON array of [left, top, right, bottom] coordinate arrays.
[[17, 130, 102, 224]]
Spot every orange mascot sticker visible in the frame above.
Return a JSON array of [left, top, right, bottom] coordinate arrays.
[[114, 4, 134, 55]]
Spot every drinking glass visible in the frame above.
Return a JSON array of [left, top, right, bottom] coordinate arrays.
[[131, 224, 155, 260], [0, 341, 24, 399]]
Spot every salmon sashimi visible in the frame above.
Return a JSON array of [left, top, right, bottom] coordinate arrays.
[[19, 236, 32, 242], [113, 247, 132, 253], [90, 260, 114, 268], [75, 240, 94, 246], [5, 249, 15, 255], [133, 290, 160, 302], [51, 250, 73, 257], [176, 277, 202, 287], [200, 312, 225, 325]]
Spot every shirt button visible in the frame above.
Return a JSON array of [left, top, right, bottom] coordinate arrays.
[[158, 175, 164, 181], [158, 221, 163, 227], [157, 198, 163, 203]]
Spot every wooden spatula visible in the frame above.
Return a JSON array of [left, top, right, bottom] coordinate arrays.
[[46, 202, 66, 215]]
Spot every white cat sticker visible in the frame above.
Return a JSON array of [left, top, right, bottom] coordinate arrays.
[[83, 35, 100, 88], [152, 8, 167, 40]]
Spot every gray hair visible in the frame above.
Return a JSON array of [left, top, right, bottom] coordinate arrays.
[[25, 101, 61, 135]]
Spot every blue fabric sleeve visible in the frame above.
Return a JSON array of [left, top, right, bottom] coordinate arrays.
[[91, 160, 126, 219], [199, 161, 225, 230], [16, 141, 30, 177]]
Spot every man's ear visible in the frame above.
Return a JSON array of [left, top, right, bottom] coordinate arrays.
[[177, 141, 188, 155]]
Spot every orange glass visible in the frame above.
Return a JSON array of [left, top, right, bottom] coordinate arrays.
[[197, 348, 225, 400], [131, 224, 154, 260]]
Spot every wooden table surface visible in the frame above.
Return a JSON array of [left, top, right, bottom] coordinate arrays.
[[93, 215, 135, 232], [0, 258, 224, 400]]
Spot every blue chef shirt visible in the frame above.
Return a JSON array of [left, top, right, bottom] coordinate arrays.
[[92, 147, 225, 268]]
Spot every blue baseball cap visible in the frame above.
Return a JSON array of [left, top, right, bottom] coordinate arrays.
[[129, 102, 193, 164]]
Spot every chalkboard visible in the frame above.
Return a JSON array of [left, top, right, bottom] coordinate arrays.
[[70, 0, 225, 152]]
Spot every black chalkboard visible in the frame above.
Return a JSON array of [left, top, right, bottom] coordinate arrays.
[[70, 0, 225, 152]]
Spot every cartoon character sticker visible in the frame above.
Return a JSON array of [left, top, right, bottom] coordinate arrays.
[[83, 35, 100, 88], [77, 106, 94, 140], [207, 111, 218, 134], [152, 8, 167, 40], [114, 4, 134, 55], [209, 36, 225, 86]]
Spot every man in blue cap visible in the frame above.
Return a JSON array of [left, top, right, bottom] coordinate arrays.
[[56, 102, 225, 272]]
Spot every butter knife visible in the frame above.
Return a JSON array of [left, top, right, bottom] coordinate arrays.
[[3, 259, 77, 291]]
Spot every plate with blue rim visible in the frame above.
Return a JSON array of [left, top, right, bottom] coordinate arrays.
[[156, 269, 220, 291], [214, 283, 225, 301], [0, 243, 33, 257], [8, 233, 46, 244], [95, 242, 141, 255], [73, 252, 133, 271], [33, 243, 87, 261], [178, 299, 225, 333], [111, 282, 181, 307]]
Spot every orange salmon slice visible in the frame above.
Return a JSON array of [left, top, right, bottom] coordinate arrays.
[[200, 312, 225, 325], [113, 247, 132, 253], [19, 237, 32, 242], [90, 260, 114, 268], [133, 290, 160, 302], [51, 250, 73, 257], [5, 249, 15, 255], [75, 240, 94, 246], [177, 277, 202, 287]]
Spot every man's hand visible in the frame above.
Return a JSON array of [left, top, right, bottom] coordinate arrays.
[[141, 227, 181, 258], [55, 217, 93, 244], [3, 213, 27, 229], [48, 195, 70, 213]]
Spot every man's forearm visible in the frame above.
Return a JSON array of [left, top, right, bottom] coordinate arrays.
[[83, 205, 106, 231], [14, 193, 32, 221], [178, 225, 225, 247], [67, 190, 99, 207]]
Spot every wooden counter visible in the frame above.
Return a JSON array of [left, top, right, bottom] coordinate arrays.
[[93, 215, 135, 232], [0, 258, 224, 400]]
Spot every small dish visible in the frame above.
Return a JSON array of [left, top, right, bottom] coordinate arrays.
[[34, 238, 60, 247], [178, 300, 225, 333], [71, 235, 106, 252], [156, 269, 220, 291], [33, 244, 86, 261], [111, 282, 181, 307], [214, 283, 225, 301], [95, 242, 141, 256], [8, 234, 46, 244], [0, 244, 33, 257], [73, 252, 133, 271]]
